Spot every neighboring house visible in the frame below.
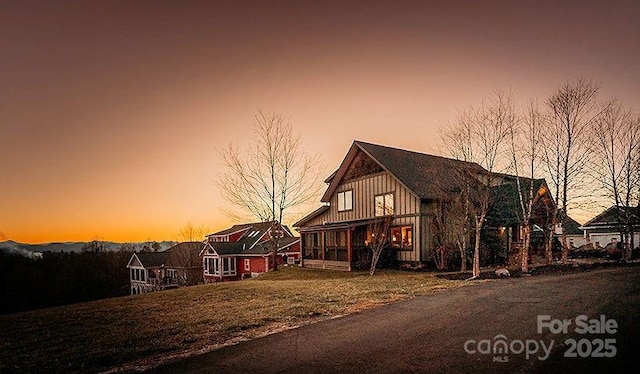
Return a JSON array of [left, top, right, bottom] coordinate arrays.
[[294, 141, 555, 271], [127, 251, 170, 295], [580, 206, 640, 249], [126, 242, 204, 295], [200, 222, 301, 282]]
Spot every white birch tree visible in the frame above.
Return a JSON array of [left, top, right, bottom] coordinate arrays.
[[591, 101, 640, 259], [443, 89, 514, 278], [542, 77, 603, 264]]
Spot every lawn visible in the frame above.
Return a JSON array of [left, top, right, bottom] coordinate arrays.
[[0, 267, 465, 373]]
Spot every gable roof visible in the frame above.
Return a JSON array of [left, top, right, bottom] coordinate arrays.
[[322, 141, 486, 202], [134, 252, 169, 268], [582, 206, 640, 228]]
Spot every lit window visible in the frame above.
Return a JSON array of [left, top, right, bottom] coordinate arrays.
[[375, 193, 394, 216], [391, 226, 413, 250], [337, 190, 353, 212]]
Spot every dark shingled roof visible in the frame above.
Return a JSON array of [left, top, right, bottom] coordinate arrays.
[[136, 252, 169, 267], [204, 242, 246, 255], [357, 141, 486, 200], [323, 141, 486, 202], [583, 206, 640, 228], [563, 216, 583, 235]]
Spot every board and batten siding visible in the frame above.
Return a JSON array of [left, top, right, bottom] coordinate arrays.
[[304, 171, 424, 262]]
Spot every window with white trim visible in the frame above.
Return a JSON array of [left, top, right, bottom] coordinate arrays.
[[375, 193, 394, 216], [222, 257, 236, 276], [131, 268, 146, 281], [204, 257, 220, 276], [244, 258, 250, 271], [337, 190, 353, 212]]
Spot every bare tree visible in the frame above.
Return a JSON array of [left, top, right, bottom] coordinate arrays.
[[542, 77, 603, 264], [431, 180, 472, 272], [166, 243, 203, 286], [442, 89, 514, 278], [507, 101, 544, 273], [591, 100, 640, 259], [218, 110, 323, 270], [367, 216, 392, 275], [178, 222, 208, 242]]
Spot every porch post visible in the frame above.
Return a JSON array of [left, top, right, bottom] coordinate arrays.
[[347, 229, 353, 271], [322, 231, 326, 263]]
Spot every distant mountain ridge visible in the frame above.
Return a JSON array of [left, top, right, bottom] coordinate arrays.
[[0, 240, 178, 258]]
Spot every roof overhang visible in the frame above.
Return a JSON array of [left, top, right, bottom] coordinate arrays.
[[297, 218, 378, 232], [294, 205, 330, 227]]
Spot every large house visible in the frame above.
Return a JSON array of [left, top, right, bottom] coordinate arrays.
[[294, 141, 555, 271], [580, 206, 640, 249], [126, 242, 203, 295], [200, 222, 301, 282]]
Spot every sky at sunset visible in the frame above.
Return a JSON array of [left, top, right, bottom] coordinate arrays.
[[2, 0, 639, 243]]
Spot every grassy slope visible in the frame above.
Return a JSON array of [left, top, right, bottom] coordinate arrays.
[[0, 267, 465, 373]]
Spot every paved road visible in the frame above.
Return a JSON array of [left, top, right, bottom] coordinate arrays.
[[150, 267, 640, 373]]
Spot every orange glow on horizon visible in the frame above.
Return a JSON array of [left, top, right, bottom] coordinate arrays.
[[2, 2, 636, 244]]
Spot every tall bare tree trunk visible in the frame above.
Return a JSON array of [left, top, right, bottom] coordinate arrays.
[[545, 212, 556, 265], [473, 219, 482, 277], [521, 225, 530, 273], [459, 238, 467, 272]]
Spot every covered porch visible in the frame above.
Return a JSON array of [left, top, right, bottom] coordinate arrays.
[[299, 222, 372, 271]]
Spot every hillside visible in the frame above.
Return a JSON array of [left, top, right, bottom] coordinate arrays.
[[0, 267, 464, 373]]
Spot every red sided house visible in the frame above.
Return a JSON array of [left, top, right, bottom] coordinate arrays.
[[200, 222, 301, 282], [126, 242, 204, 295]]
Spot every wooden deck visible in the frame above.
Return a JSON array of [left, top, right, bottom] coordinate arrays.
[[303, 259, 351, 271]]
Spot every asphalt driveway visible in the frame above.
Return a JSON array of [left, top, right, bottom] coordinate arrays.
[[149, 267, 639, 373]]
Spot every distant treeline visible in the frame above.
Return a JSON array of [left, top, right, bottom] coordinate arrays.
[[0, 250, 133, 314]]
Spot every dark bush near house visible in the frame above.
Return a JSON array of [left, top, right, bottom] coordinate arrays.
[[352, 246, 398, 270]]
